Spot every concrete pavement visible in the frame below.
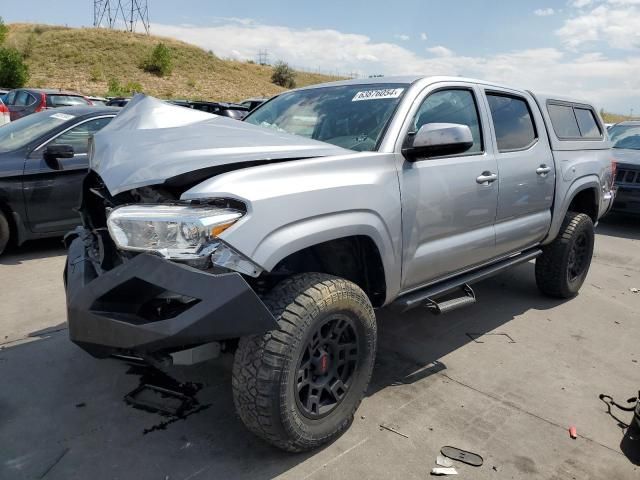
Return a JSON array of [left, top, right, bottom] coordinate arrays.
[[0, 214, 638, 479]]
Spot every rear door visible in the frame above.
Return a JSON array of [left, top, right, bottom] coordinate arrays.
[[8, 90, 37, 121], [23, 115, 113, 233], [481, 89, 555, 256], [398, 82, 499, 290]]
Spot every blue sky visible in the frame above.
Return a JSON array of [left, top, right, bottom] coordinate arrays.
[[3, 1, 640, 113]]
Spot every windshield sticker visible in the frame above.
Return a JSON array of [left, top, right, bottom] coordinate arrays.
[[50, 112, 75, 121], [352, 88, 404, 102]]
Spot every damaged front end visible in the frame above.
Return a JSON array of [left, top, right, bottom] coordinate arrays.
[[64, 175, 277, 362], [64, 95, 347, 363]]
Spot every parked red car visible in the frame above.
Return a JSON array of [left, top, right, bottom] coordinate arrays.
[[0, 99, 9, 126], [4, 88, 92, 121]]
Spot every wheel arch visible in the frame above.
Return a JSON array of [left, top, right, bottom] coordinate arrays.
[[543, 176, 600, 245], [249, 213, 397, 307]]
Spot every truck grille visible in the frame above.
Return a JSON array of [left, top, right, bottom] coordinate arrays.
[[616, 168, 640, 185]]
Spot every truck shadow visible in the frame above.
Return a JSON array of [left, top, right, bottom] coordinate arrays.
[[597, 213, 640, 241], [0, 237, 65, 265], [0, 262, 565, 480]]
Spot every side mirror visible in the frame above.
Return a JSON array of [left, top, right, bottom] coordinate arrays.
[[403, 123, 473, 160], [43, 144, 74, 170]]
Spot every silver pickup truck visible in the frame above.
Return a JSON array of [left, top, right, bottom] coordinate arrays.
[[64, 76, 615, 451]]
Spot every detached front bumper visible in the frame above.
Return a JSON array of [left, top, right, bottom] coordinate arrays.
[[64, 229, 277, 358]]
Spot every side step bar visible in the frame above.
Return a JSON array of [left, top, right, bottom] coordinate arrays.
[[393, 248, 543, 313], [425, 284, 476, 315]]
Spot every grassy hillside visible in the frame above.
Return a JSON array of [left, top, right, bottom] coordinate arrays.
[[4, 23, 342, 101], [600, 111, 634, 124]]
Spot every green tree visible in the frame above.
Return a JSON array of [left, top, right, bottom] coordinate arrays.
[[0, 48, 29, 88], [271, 61, 296, 88], [141, 43, 173, 77], [0, 17, 8, 45]]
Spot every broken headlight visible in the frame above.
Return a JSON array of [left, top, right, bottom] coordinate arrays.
[[107, 204, 243, 260]]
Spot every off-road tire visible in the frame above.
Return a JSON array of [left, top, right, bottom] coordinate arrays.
[[232, 273, 377, 452], [535, 211, 594, 298], [0, 211, 10, 256]]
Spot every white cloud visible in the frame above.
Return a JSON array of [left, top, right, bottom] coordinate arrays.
[[571, 0, 593, 7], [420, 32, 428, 41], [534, 8, 555, 16], [394, 34, 410, 41], [152, 21, 640, 111], [557, 3, 640, 49], [426, 46, 454, 57]]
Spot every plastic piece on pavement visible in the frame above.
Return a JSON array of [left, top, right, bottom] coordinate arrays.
[[569, 426, 577, 439], [440, 446, 483, 467], [431, 467, 458, 476], [436, 455, 453, 468]]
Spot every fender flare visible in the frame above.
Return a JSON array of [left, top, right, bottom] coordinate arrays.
[[543, 175, 600, 245], [249, 210, 401, 302]]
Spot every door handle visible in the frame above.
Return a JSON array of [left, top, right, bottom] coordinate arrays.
[[536, 165, 552, 175], [476, 172, 498, 185]]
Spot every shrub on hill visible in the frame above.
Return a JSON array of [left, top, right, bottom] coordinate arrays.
[[271, 61, 296, 88], [141, 42, 173, 77]]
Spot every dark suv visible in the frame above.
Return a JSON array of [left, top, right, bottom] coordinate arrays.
[[4, 88, 92, 121], [610, 121, 640, 214]]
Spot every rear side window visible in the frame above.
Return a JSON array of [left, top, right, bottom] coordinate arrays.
[[47, 95, 91, 107], [574, 108, 601, 138], [548, 104, 580, 138], [547, 102, 602, 140], [15, 91, 31, 106], [486, 93, 537, 151]]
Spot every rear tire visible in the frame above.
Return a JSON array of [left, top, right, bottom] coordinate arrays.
[[535, 212, 594, 298], [0, 211, 10, 256], [232, 273, 377, 452]]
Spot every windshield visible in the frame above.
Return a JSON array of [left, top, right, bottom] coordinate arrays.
[[0, 110, 73, 153], [609, 124, 640, 150], [244, 83, 407, 151]]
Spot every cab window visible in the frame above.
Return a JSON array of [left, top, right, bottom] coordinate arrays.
[[412, 89, 483, 154]]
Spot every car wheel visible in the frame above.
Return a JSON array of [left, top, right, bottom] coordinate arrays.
[[0, 211, 10, 256], [232, 273, 377, 452], [535, 211, 595, 298]]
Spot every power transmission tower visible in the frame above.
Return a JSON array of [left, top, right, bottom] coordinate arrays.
[[93, 0, 150, 34], [257, 49, 270, 65]]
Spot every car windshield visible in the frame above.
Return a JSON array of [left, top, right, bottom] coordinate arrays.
[[609, 124, 640, 150], [244, 83, 407, 151], [0, 111, 72, 153]]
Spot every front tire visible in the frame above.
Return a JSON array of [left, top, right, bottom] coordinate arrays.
[[232, 273, 377, 452], [535, 212, 595, 298]]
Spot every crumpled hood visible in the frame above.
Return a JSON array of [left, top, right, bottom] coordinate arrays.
[[91, 94, 350, 195], [612, 148, 640, 167]]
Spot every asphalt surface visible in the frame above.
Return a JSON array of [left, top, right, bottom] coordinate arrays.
[[0, 214, 638, 479]]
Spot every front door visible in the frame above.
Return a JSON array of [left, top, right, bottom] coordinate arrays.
[[399, 84, 499, 291], [23, 116, 112, 233], [481, 90, 555, 256]]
